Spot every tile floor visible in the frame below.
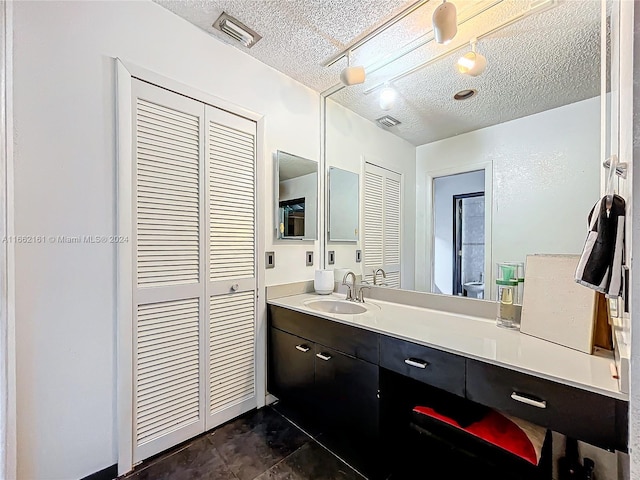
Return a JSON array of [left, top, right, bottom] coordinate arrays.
[[122, 406, 364, 480]]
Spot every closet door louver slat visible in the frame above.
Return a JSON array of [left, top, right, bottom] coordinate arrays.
[[364, 171, 384, 269], [384, 177, 401, 266], [136, 298, 200, 446], [136, 98, 200, 288], [208, 120, 255, 282], [364, 163, 402, 287], [209, 291, 255, 413]]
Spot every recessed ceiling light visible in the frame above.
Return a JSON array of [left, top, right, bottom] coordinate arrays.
[[213, 12, 262, 48], [453, 89, 477, 100]]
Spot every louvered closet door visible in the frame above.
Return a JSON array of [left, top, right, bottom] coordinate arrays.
[[132, 80, 206, 462], [205, 105, 257, 429], [363, 162, 402, 287]]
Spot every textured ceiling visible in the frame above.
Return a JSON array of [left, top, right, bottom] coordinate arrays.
[[278, 151, 317, 181], [155, 0, 602, 146]]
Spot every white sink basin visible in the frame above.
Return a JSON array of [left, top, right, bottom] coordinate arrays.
[[304, 300, 368, 315]]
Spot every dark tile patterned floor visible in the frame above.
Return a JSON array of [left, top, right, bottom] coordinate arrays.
[[122, 406, 365, 480]]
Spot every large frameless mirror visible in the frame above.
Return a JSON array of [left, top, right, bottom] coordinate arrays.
[[323, 0, 605, 300]]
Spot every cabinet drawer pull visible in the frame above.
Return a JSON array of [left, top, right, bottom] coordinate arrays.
[[295, 344, 310, 353], [405, 358, 428, 369], [316, 352, 332, 361], [511, 392, 547, 409]]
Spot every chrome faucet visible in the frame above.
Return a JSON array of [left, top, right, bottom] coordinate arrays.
[[342, 271, 356, 301], [356, 285, 370, 303], [373, 268, 387, 286]]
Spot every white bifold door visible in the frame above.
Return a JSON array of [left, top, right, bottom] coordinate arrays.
[[131, 79, 257, 463]]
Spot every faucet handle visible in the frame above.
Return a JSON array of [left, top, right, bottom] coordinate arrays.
[[356, 285, 371, 303]]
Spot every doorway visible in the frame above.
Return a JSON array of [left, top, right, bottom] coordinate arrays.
[[453, 193, 485, 298], [432, 170, 485, 297]]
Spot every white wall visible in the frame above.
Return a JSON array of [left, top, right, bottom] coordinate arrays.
[[416, 97, 601, 297], [325, 98, 416, 288], [433, 171, 484, 295], [12, 1, 321, 478], [279, 173, 318, 239]]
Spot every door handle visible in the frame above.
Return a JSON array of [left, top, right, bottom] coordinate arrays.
[[405, 358, 428, 369], [295, 344, 310, 353], [316, 352, 332, 361], [230, 283, 239, 292], [511, 392, 547, 409]]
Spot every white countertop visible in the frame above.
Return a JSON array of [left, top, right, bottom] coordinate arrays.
[[268, 293, 627, 401]]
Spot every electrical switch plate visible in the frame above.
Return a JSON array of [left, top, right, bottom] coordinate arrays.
[[265, 251, 275, 269], [356, 250, 362, 263], [328, 250, 335, 265], [306, 251, 314, 266]]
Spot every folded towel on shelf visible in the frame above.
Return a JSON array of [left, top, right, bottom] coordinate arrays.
[[575, 194, 625, 298]]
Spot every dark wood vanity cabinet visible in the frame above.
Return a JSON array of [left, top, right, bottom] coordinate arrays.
[[268, 305, 381, 475], [314, 343, 379, 438], [380, 335, 466, 397], [268, 304, 629, 476], [268, 327, 315, 412], [466, 359, 628, 452]]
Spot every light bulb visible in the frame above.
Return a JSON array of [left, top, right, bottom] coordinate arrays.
[[379, 87, 397, 111], [457, 51, 486, 76]]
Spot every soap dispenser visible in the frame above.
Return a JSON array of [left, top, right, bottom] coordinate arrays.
[[496, 262, 519, 329]]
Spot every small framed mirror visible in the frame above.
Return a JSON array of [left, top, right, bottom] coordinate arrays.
[[328, 167, 359, 242], [276, 151, 318, 240]]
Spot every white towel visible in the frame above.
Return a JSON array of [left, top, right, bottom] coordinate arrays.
[[575, 195, 625, 298]]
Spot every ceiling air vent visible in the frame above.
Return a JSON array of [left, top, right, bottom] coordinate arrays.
[[213, 12, 262, 48], [376, 115, 401, 128]]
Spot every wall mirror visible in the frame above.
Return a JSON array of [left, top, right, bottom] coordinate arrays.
[[323, 0, 605, 301], [276, 151, 318, 240], [328, 167, 359, 242]]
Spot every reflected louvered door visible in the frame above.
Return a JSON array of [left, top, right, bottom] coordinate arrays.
[[205, 106, 257, 429], [132, 80, 206, 462], [363, 162, 402, 287], [364, 166, 384, 285]]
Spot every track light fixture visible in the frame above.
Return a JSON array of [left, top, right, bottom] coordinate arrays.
[[379, 86, 397, 111], [432, 0, 458, 45], [457, 39, 486, 76], [340, 51, 366, 86]]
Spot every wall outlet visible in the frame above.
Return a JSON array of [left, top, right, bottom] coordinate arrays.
[[356, 250, 362, 263], [328, 250, 335, 265], [306, 251, 314, 266], [265, 251, 275, 269]]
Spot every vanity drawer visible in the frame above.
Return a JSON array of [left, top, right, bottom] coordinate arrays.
[[380, 335, 465, 397], [466, 360, 619, 450], [268, 305, 379, 363]]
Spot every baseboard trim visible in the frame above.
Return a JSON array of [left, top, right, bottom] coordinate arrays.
[[80, 464, 118, 480]]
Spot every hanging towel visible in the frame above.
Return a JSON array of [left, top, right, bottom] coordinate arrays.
[[575, 194, 625, 298]]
